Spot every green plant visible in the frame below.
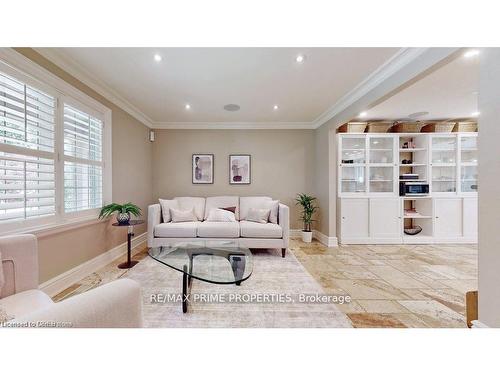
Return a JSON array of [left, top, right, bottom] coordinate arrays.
[[98, 202, 142, 220], [295, 193, 318, 232]]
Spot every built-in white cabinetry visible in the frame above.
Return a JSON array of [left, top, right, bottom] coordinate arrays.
[[340, 198, 369, 239], [337, 133, 478, 244], [463, 197, 478, 239], [434, 198, 463, 239], [370, 198, 401, 239]]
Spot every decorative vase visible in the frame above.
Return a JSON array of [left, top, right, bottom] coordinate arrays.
[[117, 212, 130, 225], [302, 231, 313, 243]]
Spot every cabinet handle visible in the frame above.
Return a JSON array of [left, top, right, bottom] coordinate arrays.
[[436, 216, 439, 219], [342, 217, 345, 219]]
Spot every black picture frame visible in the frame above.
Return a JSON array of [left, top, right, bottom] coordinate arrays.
[[192, 154, 214, 184], [229, 154, 251, 184]]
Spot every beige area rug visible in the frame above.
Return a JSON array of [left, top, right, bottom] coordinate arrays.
[[124, 248, 352, 328]]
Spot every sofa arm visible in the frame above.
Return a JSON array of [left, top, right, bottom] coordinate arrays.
[[278, 203, 290, 248], [13, 279, 143, 328], [0, 234, 38, 298], [148, 204, 161, 247]]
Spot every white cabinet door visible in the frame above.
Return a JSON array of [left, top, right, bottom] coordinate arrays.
[[434, 198, 463, 238], [369, 198, 401, 238], [463, 197, 478, 238], [340, 198, 369, 239]]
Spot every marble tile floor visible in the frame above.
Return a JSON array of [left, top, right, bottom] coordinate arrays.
[[53, 239, 477, 328], [291, 240, 477, 328]]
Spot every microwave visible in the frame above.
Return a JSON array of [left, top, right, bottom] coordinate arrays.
[[399, 182, 429, 196]]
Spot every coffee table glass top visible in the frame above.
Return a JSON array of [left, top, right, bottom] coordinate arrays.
[[148, 241, 253, 284]]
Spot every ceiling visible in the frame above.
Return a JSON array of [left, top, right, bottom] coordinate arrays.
[[36, 47, 399, 127], [358, 52, 479, 122]]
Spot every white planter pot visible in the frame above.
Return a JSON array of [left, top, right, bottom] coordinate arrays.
[[302, 231, 313, 243]]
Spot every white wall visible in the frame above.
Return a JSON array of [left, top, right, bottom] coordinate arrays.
[[478, 48, 500, 327]]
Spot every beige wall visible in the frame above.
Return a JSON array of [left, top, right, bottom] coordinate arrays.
[[13, 49, 154, 283], [152, 129, 315, 228], [478, 48, 500, 327]]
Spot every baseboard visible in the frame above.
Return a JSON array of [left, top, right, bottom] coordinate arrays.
[[289, 229, 338, 247], [471, 320, 489, 328], [39, 232, 147, 297]]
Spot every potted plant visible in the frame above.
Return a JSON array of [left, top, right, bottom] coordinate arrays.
[[98, 202, 142, 225], [295, 193, 318, 243]]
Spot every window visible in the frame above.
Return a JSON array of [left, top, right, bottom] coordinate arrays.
[[0, 53, 111, 234]]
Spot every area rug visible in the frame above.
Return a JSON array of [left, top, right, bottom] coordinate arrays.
[[124, 248, 352, 328]]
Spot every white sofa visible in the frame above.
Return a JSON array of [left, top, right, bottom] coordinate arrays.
[[148, 196, 290, 257], [0, 234, 143, 328]]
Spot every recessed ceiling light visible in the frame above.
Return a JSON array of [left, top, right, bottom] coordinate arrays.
[[295, 54, 306, 63], [185, 103, 191, 110], [471, 111, 480, 117], [464, 49, 480, 58], [223, 104, 240, 112], [408, 111, 429, 119], [359, 111, 367, 118], [154, 54, 162, 62], [273, 105, 279, 110]]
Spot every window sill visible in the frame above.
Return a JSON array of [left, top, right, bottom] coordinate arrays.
[[1, 216, 111, 238]]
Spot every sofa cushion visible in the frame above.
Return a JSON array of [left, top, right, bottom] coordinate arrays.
[[239, 196, 272, 221], [158, 199, 179, 222], [154, 222, 198, 237], [0, 289, 54, 320], [197, 222, 240, 238], [174, 197, 206, 221], [204, 196, 239, 220], [246, 208, 271, 224], [239, 220, 283, 238]]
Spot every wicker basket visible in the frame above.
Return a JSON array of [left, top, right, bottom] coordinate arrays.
[[390, 122, 424, 133], [337, 122, 367, 133], [453, 121, 478, 132], [421, 122, 456, 133], [366, 122, 393, 133]]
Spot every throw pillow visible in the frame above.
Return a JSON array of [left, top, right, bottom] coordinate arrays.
[[263, 200, 279, 224], [246, 208, 271, 224], [206, 208, 236, 222], [159, 199, 179, 222], [220, 206, 236, 214], [170, 208, 197, 223]]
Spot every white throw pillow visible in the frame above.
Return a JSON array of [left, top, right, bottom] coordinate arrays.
[[159, 199, 179, 222], [246, 208, 271, 224], [170, 208, 197, 223], [263, 200, 279, 224], [206, 208, 236, 222], [0, 251, 4, 296]]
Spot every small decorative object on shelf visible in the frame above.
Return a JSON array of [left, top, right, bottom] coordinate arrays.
[[98, 202, 142, 225], [295, 193, 318, 243], [404, 226, 422, 235]]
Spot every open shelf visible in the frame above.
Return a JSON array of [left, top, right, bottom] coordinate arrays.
[[399, 163, 426, 167]]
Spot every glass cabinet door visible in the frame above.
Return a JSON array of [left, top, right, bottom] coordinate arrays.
[[431, 136, 457, 193], [340, 136, 366, 194], [368, 136, 395, 193], [460, 135, 478, 193]]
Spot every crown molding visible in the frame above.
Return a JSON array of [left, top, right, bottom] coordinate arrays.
[[152, 121, 314, 130], [311, 48, 429, 129], [33, 48, 154, 128], [33, 47, 431, 131]]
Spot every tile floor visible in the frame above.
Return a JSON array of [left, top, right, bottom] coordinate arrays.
[[290, 239, 477, 327], [54, 238, 477, 328]]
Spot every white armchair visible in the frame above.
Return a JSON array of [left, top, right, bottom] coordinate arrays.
[[0, 234, 143, 328]]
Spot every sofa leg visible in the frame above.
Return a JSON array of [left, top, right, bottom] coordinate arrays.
[[282, 248, 286, 258]]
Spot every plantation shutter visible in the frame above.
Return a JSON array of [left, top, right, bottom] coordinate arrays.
[[63, 104, 103, 212], [0, 71, 56, 222]]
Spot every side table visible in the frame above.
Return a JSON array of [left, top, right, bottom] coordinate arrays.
[[112, 219, 145, 269]]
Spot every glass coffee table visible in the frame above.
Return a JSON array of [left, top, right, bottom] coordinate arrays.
[[148, 241, 253, 313]]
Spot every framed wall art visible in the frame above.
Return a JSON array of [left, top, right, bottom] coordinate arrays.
[[192, 154, 214, 184], [229, 154, 251, 184]]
